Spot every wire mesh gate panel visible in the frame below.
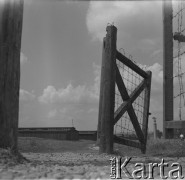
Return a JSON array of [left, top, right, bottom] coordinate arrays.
[[114, 51, 152, 153], [98, 25, 152, 154]]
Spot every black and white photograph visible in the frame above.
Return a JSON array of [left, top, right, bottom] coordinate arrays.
[[1, 0, 185, 179]]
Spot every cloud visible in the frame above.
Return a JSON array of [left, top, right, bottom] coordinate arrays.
[[87, 108, 98, 113], [147, 63, 163, 91], [150, 49, 163, 59], [19, 89, 35, 101], [86, 1, 137, 41], [19, 89, 37, 127], [47, 109, 57, 118], [91, 62, 101, 97], [86, 1, 162, 42], [20, 52, 28, 65], [47, 108, 69, 119], [36, 63, 101, 130], [38, 62, 101, 105], [38, 83, 98, 105]]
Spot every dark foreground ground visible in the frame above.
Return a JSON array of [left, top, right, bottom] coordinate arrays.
[[1, 137, 185, 179]]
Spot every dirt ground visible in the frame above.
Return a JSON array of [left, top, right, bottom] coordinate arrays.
[[1, 137, 185, 179]]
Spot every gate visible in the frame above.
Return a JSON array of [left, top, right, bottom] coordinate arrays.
[[97, 25, 152, 154]]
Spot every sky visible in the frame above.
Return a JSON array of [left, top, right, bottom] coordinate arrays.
[[19, 0, 185, 132]]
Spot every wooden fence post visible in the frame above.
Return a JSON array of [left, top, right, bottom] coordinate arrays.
[[99, 26, 117, 154], [97, 37, 106, 145], [0, 0, 23, 152], [163, 0, 174, 139]]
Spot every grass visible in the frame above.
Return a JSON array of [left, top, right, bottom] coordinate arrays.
[[116, 138, 185, 157], [18, 137, 95, 153], [18, 137, 185, 157], [146, 138, 185, 157]]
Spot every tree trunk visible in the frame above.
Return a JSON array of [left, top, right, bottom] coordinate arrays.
[[0, 0, 23, 152]]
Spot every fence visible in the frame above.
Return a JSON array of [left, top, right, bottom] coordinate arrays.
[[98, 25, 152, 154]]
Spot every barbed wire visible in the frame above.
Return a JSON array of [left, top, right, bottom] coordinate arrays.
[[173, 50, 185, 59], [180, 27, 185, 33], [173, 71, 185, 78], [174, 91, 185, 99], [173, 7, 185, 19]]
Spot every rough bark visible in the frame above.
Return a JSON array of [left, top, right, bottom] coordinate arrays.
[[99, 26, 117, 154], [0, 0, 23, 152]]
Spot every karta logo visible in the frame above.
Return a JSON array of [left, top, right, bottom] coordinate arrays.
[[110, 157, 184, 179]]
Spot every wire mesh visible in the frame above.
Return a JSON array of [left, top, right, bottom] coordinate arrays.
[[114, 52, 146, 141], [173, 0, 185, 120]]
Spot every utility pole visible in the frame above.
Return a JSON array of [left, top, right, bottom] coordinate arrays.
[[72, 119, 74, 127], [163, 0, 174, 139], [153, 117, 157, 139], [0, 0, 23, 152]]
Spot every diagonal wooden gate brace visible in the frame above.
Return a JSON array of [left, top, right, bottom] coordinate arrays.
[[114, 78, 147, 124], [115, 65, 145, 144]]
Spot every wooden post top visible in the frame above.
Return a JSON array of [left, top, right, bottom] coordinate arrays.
[[105, 25, 117, 37]]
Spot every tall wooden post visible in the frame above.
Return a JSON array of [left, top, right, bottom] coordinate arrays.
[[163, 0, 174, 139], [97, 37, 107, 145], [99, 26, 117, 154], [0, 0, 23, 152]]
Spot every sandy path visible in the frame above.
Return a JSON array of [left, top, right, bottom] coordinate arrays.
[[1, 137, 185, 179], [1, 149, 185, 179]]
